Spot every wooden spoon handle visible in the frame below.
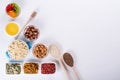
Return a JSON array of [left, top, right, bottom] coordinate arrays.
[[15, 21, 29, 40], [58, 59, 72, 80], [15, 11, 37, 40], [72, 67, 80, 80]]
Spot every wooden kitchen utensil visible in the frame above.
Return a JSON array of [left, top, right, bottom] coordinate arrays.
[[63, 52, 80, 80], [15, 11, 37, 39], [49, 44, 72, 80]]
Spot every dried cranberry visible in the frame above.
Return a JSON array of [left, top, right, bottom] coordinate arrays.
[[41, 63, 56, 74]]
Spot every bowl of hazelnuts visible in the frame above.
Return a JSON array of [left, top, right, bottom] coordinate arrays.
[[24, 25, 40, 41]]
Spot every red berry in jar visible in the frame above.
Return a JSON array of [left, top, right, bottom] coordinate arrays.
[[41, 63, 56, 74]]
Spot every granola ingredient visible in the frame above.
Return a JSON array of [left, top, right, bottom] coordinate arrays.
[[8, 40, 28, 60], [33, 44, 47, 59], [24, 63, 39, 74], [6, 63, 21, 74], [24, 25, 39, 41], [41, 63, 56, 74], [63, 53, 74, 67]]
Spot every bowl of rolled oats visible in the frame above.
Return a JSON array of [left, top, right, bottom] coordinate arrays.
[[7, 40, 29, 61]]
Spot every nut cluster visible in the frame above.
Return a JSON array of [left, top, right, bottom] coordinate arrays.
[[33, 44, 47, 59], [24, 25, 39, 41]]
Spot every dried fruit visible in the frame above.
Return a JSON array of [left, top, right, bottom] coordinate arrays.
[[24, 63, 39, 74], [8, 10, 17, 18], [6, 4, 14, 12], [41, 63, 56, 74]]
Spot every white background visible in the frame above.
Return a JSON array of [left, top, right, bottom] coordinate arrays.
[[0, 0, 120, 80]]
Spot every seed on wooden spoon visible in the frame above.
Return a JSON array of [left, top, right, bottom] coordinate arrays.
[[63, 52, 80, 80], [63, 52, 74, 67], [49, 44, 60, 59], [49, 44, 72, 80]]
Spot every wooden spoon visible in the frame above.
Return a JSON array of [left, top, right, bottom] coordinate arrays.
[[63, 52, 80, 80], [49, 44, 72, 80], [15, 11, 37, 40]]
